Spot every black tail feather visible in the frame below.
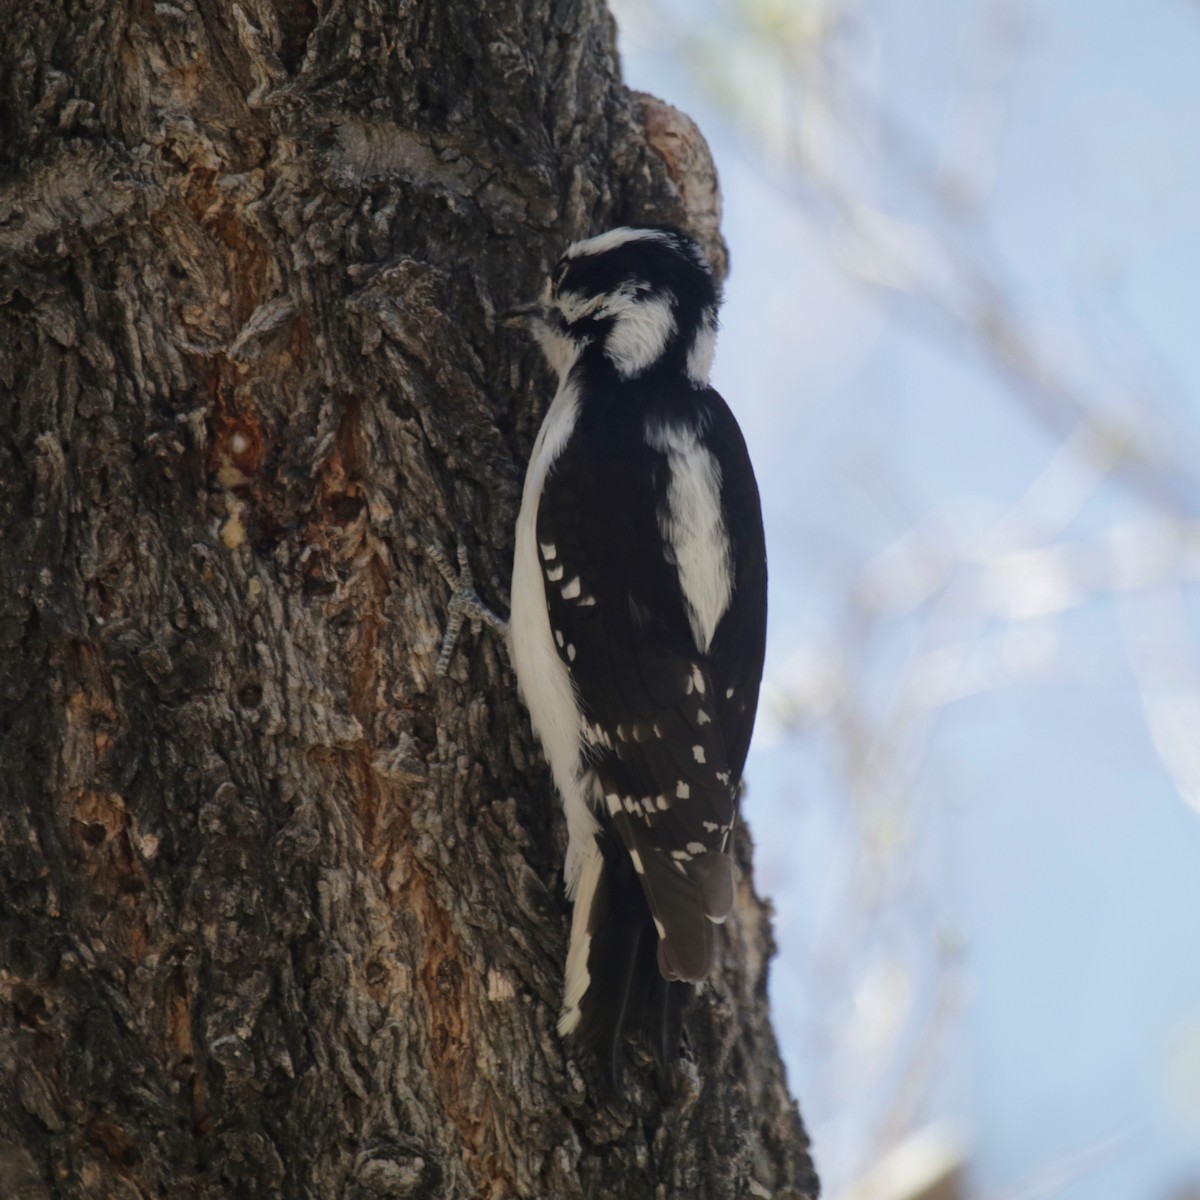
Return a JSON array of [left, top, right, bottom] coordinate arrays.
[[568, 825, 688, 1088]]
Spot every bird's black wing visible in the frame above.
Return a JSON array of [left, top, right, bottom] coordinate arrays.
[[536, 385, 766, 992], [702, 393, 768, 785]]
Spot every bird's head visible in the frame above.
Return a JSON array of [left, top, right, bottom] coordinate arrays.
[[526, 226, 720, 386]]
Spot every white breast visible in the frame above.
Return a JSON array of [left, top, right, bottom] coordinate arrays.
[[509, 378, 598, 895]]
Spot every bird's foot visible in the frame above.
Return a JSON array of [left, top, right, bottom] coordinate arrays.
[[426, 541, 509, 676]]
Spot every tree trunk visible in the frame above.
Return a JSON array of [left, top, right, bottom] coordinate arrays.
[[0, 2, 818, 1197]]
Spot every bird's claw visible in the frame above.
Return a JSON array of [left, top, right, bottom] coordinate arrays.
[[427, 541, 508, 677]]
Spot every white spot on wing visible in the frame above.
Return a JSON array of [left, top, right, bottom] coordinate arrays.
[[540, 542, 557, 560], [693, 745, 706, 764], [676, 781, 690, 799], [545, 563, 564, 582], [630, 849, 645, 874], [584, 722, 613, 750], [567, 643, 576, 661], [561, 577, 582, 600]]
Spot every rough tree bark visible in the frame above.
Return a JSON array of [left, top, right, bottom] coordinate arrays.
[[0, 2, 818, 1197]]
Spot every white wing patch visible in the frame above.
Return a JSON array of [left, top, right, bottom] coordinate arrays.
[[645, 420, 733, 652]]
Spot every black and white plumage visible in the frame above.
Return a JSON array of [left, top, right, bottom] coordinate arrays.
[[509, 226, 767, 1071]]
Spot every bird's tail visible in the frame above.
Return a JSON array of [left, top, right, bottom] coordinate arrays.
[[558, 826, 688, 1086]]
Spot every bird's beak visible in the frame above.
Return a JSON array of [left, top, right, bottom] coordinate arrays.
[[500, 300, 543, 327]]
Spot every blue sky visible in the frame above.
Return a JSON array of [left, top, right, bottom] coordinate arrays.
[[616, 2, 1200, 1196]]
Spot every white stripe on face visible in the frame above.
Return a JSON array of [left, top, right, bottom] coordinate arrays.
[[564, 227, 676, 260]]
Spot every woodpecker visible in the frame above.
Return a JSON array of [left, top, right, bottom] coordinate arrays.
[[507, 226, 768, 1073]]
